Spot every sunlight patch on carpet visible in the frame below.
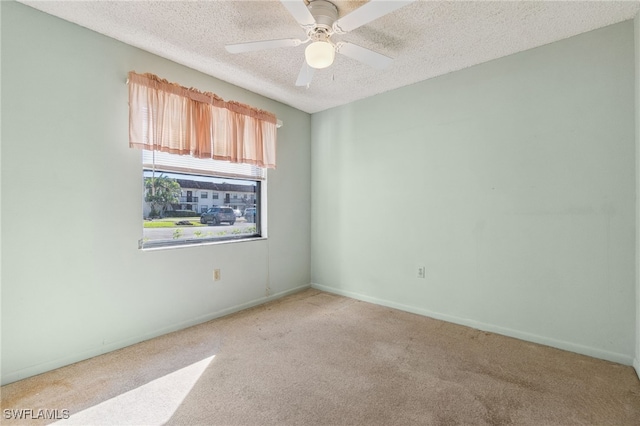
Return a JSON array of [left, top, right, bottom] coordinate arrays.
[[53, 356, 215, 425]]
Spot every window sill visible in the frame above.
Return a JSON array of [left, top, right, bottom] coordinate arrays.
[[139, 236, 267, 251]]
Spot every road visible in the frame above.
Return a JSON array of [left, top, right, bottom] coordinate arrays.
[[143, 221, 257, 240]]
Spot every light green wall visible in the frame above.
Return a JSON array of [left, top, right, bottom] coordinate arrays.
[[635, 12, 640, 376], [311, 21, 636, 364], [1, 1, 311, 384]]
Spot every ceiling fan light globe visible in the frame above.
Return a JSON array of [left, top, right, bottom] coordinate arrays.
[[305, 41, 335, 69]]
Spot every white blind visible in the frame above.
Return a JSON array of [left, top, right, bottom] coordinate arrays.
[[143, 150, 266, 180]]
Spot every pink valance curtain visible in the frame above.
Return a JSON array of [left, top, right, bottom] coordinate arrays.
[[128, 71, 277, 169]]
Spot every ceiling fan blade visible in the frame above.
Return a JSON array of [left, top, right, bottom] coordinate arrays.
[[280, 0, 316, 27], [225, 38, 302, 54], [333, 0, 415, 34], [295, 61, 315, 87], [336, 42, 392, 70]]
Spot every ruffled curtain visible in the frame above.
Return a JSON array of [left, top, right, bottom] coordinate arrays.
[[128, 71, 277, 169]]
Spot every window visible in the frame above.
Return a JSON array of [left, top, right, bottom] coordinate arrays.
[[142, 151, 263, 248], [128, 71, 277, 249]]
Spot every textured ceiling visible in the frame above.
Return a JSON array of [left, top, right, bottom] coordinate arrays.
[[18, 0, 640, 114]]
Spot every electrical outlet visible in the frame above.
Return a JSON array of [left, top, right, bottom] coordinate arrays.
[[417, 267, 426, 279], [213, 269, 221, 281]]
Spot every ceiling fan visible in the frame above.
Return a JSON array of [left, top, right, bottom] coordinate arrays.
[[225, 0, 415, 87]]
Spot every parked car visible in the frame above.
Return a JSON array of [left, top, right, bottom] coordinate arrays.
[[201, 207, 236, 225], [233, 208, 242, 218], [244, 207, 256, 223]]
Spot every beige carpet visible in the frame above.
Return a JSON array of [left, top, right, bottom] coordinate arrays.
[[2, 289, 639, 425]]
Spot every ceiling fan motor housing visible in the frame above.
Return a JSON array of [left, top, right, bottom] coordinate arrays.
[[307, 0, 338, 32]]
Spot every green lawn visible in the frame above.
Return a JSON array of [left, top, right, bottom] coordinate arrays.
[[143, 217, 206, 228]]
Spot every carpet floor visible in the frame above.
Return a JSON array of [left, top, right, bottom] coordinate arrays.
[[2, 289, 639, 425]]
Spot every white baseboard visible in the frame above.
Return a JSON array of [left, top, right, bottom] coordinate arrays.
[[311, 283, 634, 366], [1, 284, 311, 386], [634, 358, 640, 380]]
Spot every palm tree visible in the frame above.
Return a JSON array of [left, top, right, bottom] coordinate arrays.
[[144, 175, 181, 218]]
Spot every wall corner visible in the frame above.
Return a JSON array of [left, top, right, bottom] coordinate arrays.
[[635, 11, 640, 381]]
